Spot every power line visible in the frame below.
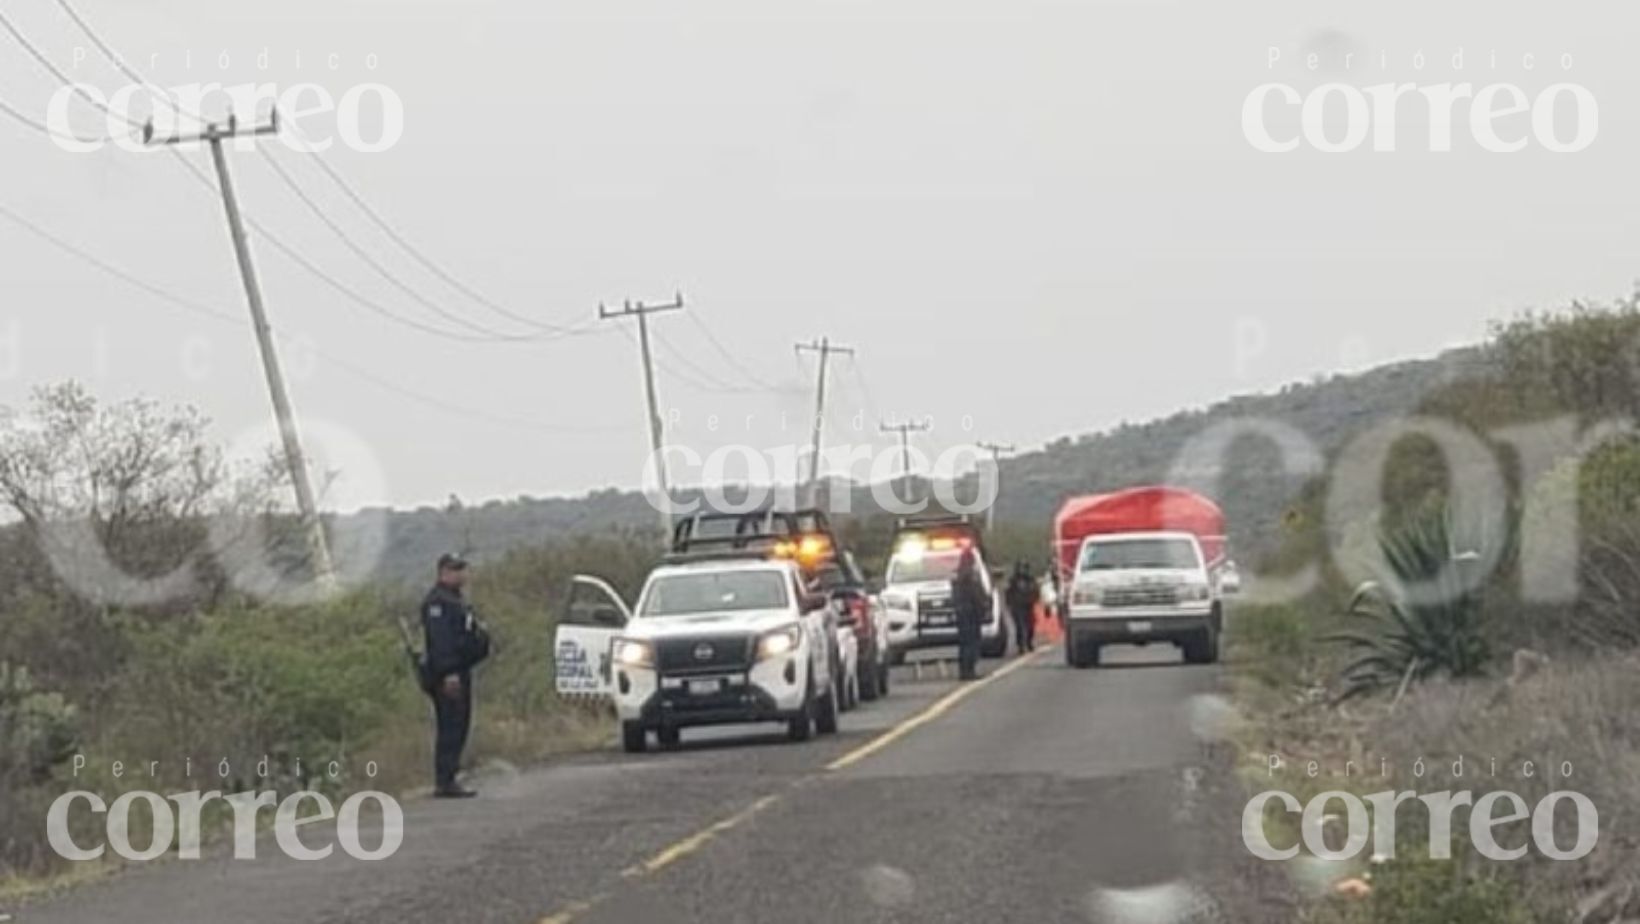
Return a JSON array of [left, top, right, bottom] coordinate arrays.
[[0, 6, 143, 131], [162, 148, 561, 345], [651, 328, 760, 394], [688, 310, 779, 390], [0, 197, 617, 435], [304, 152, 591, 336], [0, 91, 106, 144], [41, 0, 593, 342], [255, 146, 569, 342]]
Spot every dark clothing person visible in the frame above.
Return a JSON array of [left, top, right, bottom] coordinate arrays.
[[1005, 564, 1041, 654], [950, 549, 987, 681], [421, 556, 490, 797]]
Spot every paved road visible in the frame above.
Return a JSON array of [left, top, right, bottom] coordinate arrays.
[[11, 645, 1291, 924]]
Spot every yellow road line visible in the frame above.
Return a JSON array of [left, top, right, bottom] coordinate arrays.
[[619, 792, 782, 878], [537, 648, 1046, 922], [825, 647, 1045, 772]]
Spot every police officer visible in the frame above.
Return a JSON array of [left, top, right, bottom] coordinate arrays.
[[422, 553, 490, 798], [951, 548, 986, 681], [1005, 561, 1040, 654]]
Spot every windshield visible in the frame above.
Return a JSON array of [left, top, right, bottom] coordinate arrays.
[[886, 550, 963, 585], [1079, 538, 1200, 572], [639, 570, 789, 617]]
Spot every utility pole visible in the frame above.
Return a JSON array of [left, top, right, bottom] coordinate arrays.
[[600, 293, 685, 537], [150, 113, 336, 587], [794, 337, 855, 506], [975, 441, 1016, 533], [879, 419, 931, 504]]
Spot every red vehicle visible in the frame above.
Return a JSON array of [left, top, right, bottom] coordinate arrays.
[[1053, 487, 1231, 667]]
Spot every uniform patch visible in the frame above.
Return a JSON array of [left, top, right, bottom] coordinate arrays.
[[428, 605, 443, 618]]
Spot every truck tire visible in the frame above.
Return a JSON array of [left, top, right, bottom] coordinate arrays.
[[815, 679, 840, 735], [657, 725, 681, 749], [1183, 626, 1221, 665], [858, 660, 881, 702], [981, 622, 1008, 659], [1065, 633, 1098, 669], [622, 721, 647, 754], [788, 681, 815, 742]]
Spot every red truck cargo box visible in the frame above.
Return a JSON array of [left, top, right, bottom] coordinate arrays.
[[1053, 486, 1227, 580]]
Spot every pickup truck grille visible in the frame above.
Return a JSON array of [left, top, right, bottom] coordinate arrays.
[[918, 592, 955, 627], [1103, 586, 1179, 608], [656, 634, 755, 675]]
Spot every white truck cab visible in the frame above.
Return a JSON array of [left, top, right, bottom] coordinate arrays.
[[1064, 530, 1222, 667], [555, 556, 839, 752]]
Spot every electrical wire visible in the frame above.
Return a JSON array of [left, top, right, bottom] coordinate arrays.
[[0, 198, 622, 434], [255, 146, 576, 342], [305, 152, 591, 336], [45, 0, 596, 341], [651, 328, 761, 394], [686, 310, 779, 390], [0, 6, 143, 131]]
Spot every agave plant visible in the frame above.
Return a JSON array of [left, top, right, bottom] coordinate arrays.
[[1328, 512, 1495, 702]]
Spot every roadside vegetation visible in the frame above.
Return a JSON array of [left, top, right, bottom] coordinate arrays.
[[1229, 299, 1640, 922]]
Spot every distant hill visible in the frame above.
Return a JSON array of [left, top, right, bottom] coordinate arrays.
[[335, 346, 1487, 584]]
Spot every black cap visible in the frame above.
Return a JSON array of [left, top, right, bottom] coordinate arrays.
[[437, 553, 468, 572]]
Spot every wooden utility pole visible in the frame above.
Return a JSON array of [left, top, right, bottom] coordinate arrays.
[[879, 419, 931, 504], [976, 440, 1016, 533], [600, 293, 685, 537], [149, 113, 336, 587], [794, 337, 854, 506]]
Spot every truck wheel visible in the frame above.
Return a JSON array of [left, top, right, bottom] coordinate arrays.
[[657, 725, 681, 749], [981, 623, 1008, 659], [1183, 627, 1221, 665], [815, 679, 840, 736], [788, 682, 815, 742], [878, 661, 891, 696], [858, 661, 881, 702], [621, 721, 647, 754]]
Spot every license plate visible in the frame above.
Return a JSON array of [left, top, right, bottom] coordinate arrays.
[[687, 679, 721, 696], [1127, 621, 1152, 634], [924, 615, 953, 626]]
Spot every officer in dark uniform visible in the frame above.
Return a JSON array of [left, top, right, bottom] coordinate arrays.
[[951, 548, 986, 681], [1005, 561, 1041, 654], [422, 553, 490, 798]]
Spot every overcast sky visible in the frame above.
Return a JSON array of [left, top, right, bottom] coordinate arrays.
[[3, 0, 1635, 510]]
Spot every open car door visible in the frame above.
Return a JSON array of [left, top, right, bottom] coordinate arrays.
[[554, 575, 633, 697]]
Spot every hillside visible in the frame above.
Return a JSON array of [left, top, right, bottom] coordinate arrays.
[[341, 345, 1487, 583]]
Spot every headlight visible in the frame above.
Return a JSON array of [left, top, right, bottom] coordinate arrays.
[[757, 624, 802, 660], [883, 594, 913, 612], [1184, 584, 1211, 602], [1072, 586, 1102, 606], [613, 638, 654, 669]]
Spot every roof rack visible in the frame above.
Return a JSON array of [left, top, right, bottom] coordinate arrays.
[[895, 512, 977, 532], [672, 507, 836, 554]]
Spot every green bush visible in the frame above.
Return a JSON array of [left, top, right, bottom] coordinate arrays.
[[1316, 855, 1538, 924]]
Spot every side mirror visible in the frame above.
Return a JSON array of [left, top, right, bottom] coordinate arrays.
[[592, 607, 626, 628]]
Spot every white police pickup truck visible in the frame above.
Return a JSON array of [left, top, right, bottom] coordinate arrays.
[[880, 517, 1008, 662], [555, 555, 840, 753]]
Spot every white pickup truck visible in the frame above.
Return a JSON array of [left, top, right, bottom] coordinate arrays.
[[555, 555, 840, 753], [1064, 530, 1223, 668]]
